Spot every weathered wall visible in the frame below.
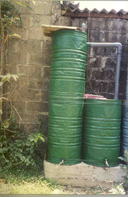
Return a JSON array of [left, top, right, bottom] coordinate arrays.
[[71, 17, 128, 99], [6, 1, 128, 145], [6, 1, 70, 145]]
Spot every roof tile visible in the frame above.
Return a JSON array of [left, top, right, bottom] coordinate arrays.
[[90, 8, 99, 13], [100, 9, 108, 14], [108, 9, 117, 14], [61, 2, 128, 16]]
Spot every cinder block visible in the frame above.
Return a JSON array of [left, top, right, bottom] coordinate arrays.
[[19, 40, 28, 54], [100, 57, 109, 69], [29, 1, 52, 15], [7, 65, 17, 74], [71, 18, 80, 27], [10, 27, 28, 40], [117, 33, 128, 45], [44, 40, 51, 54], [41, 90, 49, 102], [121, 57, 128, 71], [88, 18, 105, 30], [20, 112, 39, 124], [29, 14, 40, 27], [89, 18, 113, 31], [42, 67, 50, 78], [17, 65, 28, 76], [122, 45, 128, 58], [12, 100, 27, 112], [27, 40, 44, 54], [112, 19, 128, 33], [44, 54, 51, 66], [105, 32, 128, 44], [58, 16, 71, 26], [19, 53, 28, 64], [90, 69, 115, 81], [8, 53, 19, 66], [9, 75, 28, 90], [39, 16, 52, 26], [21, 14, 30, 28], [28, 78, 42, 89], [92, 47, 116, 57], [20, 123, 39, 135], [27, 102, 48, 112], [28, 53, 44, 65], [51, 2, 61, 25], [105, 57, 116, 70], [27, 65, 42, 78], [89, 30, 100, 42], [8, 40, 20, 53], [39, 114, 48, 135], [88, 57, 101, 68], [28, 27, 44, 40], [18, 88, 41, 102]]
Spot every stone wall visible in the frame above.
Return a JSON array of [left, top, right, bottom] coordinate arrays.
[[5, 1, 128, 147], [71, 17, 128, 99]]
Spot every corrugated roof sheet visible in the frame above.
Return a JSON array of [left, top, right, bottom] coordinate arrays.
[[61, 3, 128, 17]]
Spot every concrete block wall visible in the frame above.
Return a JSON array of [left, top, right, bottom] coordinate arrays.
[[5, 1, 70, 147], [71, 17, 128, 100]]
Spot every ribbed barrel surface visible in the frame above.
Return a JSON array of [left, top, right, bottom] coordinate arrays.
[[121, 101, 128, 157], [46, 29, 87, 165], [83, 99, 121, 167], [121, 76, 128, 157]]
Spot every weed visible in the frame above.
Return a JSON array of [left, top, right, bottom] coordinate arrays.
[[0, 111, 45, 172], [118, 149, 128, 192]]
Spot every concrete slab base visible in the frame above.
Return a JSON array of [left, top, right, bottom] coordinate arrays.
[[44, 161, 127, 188]]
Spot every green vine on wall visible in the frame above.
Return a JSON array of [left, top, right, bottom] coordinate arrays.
[[0, 0, 35, 125], [0, 0, 45, 172]]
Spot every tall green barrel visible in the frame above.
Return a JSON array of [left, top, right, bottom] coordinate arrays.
[[46, 29, 87, 165], [83, 99, 121, 167]]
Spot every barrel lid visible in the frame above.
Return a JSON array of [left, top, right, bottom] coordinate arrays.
[[42, 24, 82, 37]]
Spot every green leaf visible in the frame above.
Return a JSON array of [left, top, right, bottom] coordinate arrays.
[[15, 1, 26, 7], [3, 147, 8, 152], [32, 1, 35, 5], [11, 74, 19, 81], [39, 136, 45, 142], [26, 5, 33, 11], [3, 141, 7, 145], [120, 164, 124, 168], [19, 155, 25, 161], [30, 149, 34, 154], [0, 148, 3, 153], [9, 33, 21, 39], [17, 73, 26, 77], [26, 142, 31, 146], [118, 156, 125, 161]]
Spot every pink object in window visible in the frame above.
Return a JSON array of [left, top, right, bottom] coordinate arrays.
[[84, 94, 107, 99]]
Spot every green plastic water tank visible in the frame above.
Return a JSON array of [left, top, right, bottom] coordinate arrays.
[[46, 29, 87, 165], [83, 99, 121, 167], [49, 29, 87, 98]]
